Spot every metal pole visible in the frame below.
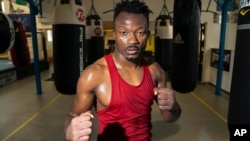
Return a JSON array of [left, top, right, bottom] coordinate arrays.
[[28, 0, 43, 95], [215, 1, 229, 95]]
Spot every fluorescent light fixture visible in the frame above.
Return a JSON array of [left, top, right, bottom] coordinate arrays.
[[1, 1, 5, 13], [47, 30, 53, 42]]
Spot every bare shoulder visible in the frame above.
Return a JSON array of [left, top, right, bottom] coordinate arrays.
[[147, 61, 165, 76], [83, 58, 107, 75], [77, 57, 108, 91]]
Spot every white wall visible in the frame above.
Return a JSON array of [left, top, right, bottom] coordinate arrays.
[[200, 1, 238, 92]]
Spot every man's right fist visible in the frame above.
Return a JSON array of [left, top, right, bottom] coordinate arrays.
[[66, 112, 94, 141]]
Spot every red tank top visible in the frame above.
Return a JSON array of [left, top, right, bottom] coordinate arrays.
[[96, 53, 155, 141]]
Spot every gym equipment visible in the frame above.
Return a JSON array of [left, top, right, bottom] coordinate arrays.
[[85, 17, 92, 66], [171, 0, 201, 93], [228, 2, 250, 136], [85, 0, 104, 66], [52, 0, 86, 94], [0, 11, 15, 53], [10, 22, 31, 68], [154, 0, 173, 73]]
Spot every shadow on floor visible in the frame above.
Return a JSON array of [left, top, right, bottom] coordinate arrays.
[[152, 120, 180, 140]]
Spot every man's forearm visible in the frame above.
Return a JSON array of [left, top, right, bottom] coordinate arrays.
[[161, 102, 182, 122], [64, 114, 74, 139]]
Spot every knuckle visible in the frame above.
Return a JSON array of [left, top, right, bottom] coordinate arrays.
[[85, 128, 92, 134], [81, 136, 90, 141], [71, 117, 78, 124]]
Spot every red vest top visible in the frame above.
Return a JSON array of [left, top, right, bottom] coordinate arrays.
[[96, 53, 155, 141]]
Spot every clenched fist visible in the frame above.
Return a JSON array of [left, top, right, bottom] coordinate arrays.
[[154, 87, 175, 111], [65, 112, 94, 141], [154, 87, 181, 122]]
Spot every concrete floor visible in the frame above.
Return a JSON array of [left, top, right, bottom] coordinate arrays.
[[0, 65, 230, 141]]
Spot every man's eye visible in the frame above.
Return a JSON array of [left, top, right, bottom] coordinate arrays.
[[136, 32, 146, 36], [120, 32, 127, 36]]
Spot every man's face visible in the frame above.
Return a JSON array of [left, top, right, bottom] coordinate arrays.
[[113, 12, 148, 61]]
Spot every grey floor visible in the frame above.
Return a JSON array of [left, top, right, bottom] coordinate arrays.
[[0, 64, 230, 141]]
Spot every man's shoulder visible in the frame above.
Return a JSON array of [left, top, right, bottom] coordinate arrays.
[[85, 57, 108, 74], [78, 56, 108, 85], [146, 60, 160, 71], [146, 60, 166, 78]]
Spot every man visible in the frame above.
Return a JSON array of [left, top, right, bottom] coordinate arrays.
[[64, 1, 181, 141]]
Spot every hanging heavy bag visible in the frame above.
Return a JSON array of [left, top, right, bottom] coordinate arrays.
[[155, 16, 173, 73], [171, 0, 201, 93], [0, 11, 15, 53], [228, 2, 250, 138], [89, 18, 104, 64], [85, 17, 92, 66], [85, 16, 104, 66], [10, 21, 31, 68], [52, 0, 86, 94], [85, 1, 104, 66]]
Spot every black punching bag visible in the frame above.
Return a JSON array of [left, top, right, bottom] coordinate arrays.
[[52, 0, 86, 94], [228, 2, 250, 139], [85, 1, 104, 66], [0, 11, 15, 53], [90, 19, 104, 63], [155, 0, 173, 73], [85, 17, 92, 66], [171, 0, 201, 93], [155, 15, 173, 73]]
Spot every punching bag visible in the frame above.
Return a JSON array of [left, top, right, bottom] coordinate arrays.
[[86, 1, 104, 66], [85, 17, 92, 66], [0, 11, 15, 53], [52, 0, 86, 94], [90, 19, 104, 63], [155, 15, 173, 73], [228, 2, 250, 140], [10, 21, 31, 68], [171, 0, 201, 93], [155, 0, 173, 73]]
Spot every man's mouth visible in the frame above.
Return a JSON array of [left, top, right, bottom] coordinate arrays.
[[126, 46, 139, 54]]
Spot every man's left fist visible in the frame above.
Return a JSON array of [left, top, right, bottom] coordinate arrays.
[[154, 87, 175, 111]]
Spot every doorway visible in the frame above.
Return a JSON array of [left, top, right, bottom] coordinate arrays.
[[198, 22, 206, 82]]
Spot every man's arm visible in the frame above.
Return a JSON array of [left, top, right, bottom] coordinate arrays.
[[152, 62, 182, 122], [155, 88, 182, 122], [64, 64, 101, 140]]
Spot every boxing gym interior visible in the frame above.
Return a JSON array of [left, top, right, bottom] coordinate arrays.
[[0, 0, 249, 141]]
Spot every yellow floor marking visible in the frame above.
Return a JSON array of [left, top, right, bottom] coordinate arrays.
[[191, 92, 228, 123], [2, 94, 62, 141]]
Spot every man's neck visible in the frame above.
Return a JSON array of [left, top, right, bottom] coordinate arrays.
[[112, 52, 142, 70]]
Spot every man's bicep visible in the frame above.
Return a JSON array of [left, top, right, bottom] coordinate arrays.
[[70, 73, 96, 114], [71, 92, 94, 114]]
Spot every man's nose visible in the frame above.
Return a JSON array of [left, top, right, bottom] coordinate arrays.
[[127, 33, 139, 44]]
